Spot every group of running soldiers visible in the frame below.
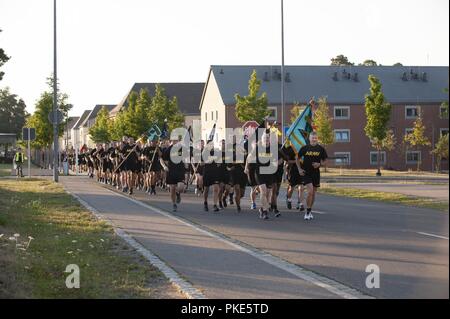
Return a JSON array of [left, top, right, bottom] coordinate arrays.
[[73, 129, 328, 221]]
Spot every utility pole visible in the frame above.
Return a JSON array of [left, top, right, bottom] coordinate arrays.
[[52, 0, 59, 182], [280, 0, 285, 141]]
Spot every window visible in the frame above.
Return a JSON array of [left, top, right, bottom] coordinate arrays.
[[440, 128, 449, 137], [406, 151, 421, 164], [440, 105, 449, 119], [267, 107, 277, 120], [334, 152, 351, 165], [405, 128, 414, 136], [405, 105, 420, 119], [334, 106, 350, 120], [216, 111, 218, 121], [211, 111, 214, 121], [370, 151, 386, 165], [334, 129, 350, 142], [205, 112, 207, 122]]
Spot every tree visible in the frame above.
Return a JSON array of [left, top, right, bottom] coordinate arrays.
[[359, 59, 378, 66], [25, 75, 72, 149], [441, 88, 449, 119], [290, 102, 305, 124], [121, 89, 153, 139], [109, 111, 127, 141], [148, 84, 184, 133], [364, 75, 392, 176], [314, 97, 334, 146], [393, 62, 403, 67], [235, 69, 270, 123], [431, 134, 449, 172], [404, 114, 431, 171], [0, 29, 10, 81], [89, 106, 111, 143], [330, 54, 354, 66], [0, 87, 27, 135]]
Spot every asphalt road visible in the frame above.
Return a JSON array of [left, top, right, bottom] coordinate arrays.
[[61, 176, 449, 299]]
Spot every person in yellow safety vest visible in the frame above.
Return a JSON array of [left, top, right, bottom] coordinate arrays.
[[14, 147, 26, 177]]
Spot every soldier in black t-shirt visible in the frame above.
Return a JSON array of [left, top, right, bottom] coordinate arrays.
[[160, 138, 187, 212], [297, 132, 328, 221], [284, 143, 306, 212], [201, 142, 222, 212]]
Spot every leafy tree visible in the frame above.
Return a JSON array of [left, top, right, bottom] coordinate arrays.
[[330, 54, 354, 66], [126, 89, 152, 139], [0, 29, 10, 81], [148, 84, 184, 133], [404, 114, 431, 171], [364, 75, 392, 176], [290, 102, 305, 124], [109, 111, 127, 141], [25, 75, 72, 149], [314, 97, 334, 146], [89, 106, 111, 143], [431, 134, 449, 172], [235, 69, 270, 123], [359, 59, 378, 66], [393, 62, 403, 67], [441, 88, 449, 119], [0, 87, 27, 135]]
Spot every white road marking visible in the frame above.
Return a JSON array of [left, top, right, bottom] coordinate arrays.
[[102, 186, 373, 299], [417, 232, 449, 240], [64, 186, 206, 299]]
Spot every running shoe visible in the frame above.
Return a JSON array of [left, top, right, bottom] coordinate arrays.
[[176, 192, 181, 204], [251, 202, 257, 210], [274, 209, 281, 218], [213, 205, 220, 212], [286, 200, 292, 210], [172, 204, 177, 212], [204, 202, 209, 212], [236, 205, 241, 213], [299, 204, 305, 212]]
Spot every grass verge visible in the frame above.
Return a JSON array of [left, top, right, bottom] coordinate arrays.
[[319, 185, 449, 212], [0, 178, 182, 298]]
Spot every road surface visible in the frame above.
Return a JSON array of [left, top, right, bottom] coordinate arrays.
[[61, 176, 449, 299]]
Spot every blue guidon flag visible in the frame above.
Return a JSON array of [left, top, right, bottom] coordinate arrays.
[[286, 104, 314, 153], [147, 124, 161, 141]]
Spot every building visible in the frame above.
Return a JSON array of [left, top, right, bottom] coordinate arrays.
[[71, 109, 91, 150], [199, 65, 449, 171], [59, 116, 79, 150], [109, 82, 204, 128], [79, 105, 115, 148]]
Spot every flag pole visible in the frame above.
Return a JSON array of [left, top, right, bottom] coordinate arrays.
[[280, 0, 285, 142]]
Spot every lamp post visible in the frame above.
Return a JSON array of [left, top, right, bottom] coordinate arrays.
[[52, 0, 59, 182], [280, 0, 285, 141]]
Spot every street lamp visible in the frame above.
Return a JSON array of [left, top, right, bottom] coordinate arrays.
[[52, 0, 59, 182], [280, 0, 285, 141]]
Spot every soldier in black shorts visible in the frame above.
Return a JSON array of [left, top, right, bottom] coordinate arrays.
[[297, 132, 328, 220], [284, 142, 306, 212], [229, 139, 247, 212], [146, 139, 162, 195], [269, 141, 284, 217], [160, 138, 186, 212], [219, 139, 232, 209], [245, 131, 277, 220], [202, 142, 221, 212]]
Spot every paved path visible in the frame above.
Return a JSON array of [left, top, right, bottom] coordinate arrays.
[[330, 182, 449, 200], [61, 176, 449, 299]]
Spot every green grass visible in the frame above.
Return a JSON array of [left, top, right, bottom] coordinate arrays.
[[0, 178, 180, 298], [319, 185, 449, 212], [322, 167, 449, 178]]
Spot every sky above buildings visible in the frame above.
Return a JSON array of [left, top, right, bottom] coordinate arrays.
[[0, 0, 448, 117]]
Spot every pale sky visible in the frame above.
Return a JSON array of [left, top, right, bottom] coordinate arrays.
[[0, 0, 448, 117]]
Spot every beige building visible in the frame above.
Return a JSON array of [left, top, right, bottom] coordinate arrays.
[[199, 65, 449, 171]]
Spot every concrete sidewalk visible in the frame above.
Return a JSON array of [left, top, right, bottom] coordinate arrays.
[[60, 176, 356, 299]]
